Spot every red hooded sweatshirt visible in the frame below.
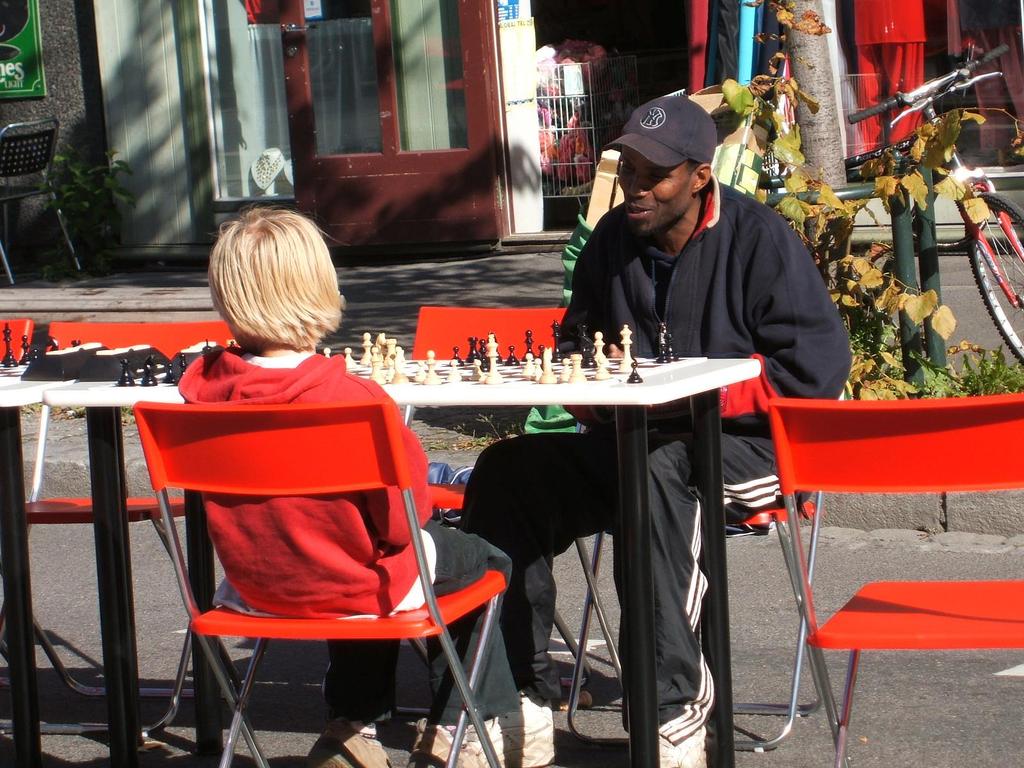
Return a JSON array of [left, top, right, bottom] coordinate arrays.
[[177, 348, 432, 618]]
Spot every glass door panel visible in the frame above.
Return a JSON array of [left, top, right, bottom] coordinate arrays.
[[308, 0, 382, 155], [390, 0, 467, 150]]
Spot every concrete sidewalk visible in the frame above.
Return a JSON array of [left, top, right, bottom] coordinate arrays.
[[2, 248, 1023, 535]]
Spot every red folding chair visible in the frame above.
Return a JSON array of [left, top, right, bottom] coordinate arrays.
[[134, 400, 507, 768], [21, 320, 230, 731], [769, 394, 1024, 768], [410, 305, 564, 507]]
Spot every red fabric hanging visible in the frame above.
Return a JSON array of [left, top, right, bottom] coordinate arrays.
[[854, 0, 925, 45], [245, 0, 276, 25], [852, 42, 925, 153], [688, 0, 709, 94]]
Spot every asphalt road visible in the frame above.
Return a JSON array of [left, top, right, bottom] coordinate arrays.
[[3, 517, 1022, 767]]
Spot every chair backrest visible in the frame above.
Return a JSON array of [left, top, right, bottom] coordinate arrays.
[[0, 318, 34, 352], [47, 320, 232, 359], [134, 400, 413, 497], [769, 394, 1024, 496], [0, 119, 58, 179], [411, 306, 564, 360]]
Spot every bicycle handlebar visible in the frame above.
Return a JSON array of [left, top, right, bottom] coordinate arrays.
[[846, 43, 1010, 125], [848, 95, 900, 124]]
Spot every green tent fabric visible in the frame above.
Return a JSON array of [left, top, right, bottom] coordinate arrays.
[[523, 214, 593, 434]]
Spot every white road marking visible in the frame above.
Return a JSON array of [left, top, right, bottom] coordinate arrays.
[[994, 663, 1024, 677]]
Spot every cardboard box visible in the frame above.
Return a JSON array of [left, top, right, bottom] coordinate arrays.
[[585, 149, 625, 227], [690, 86, 769, 196]]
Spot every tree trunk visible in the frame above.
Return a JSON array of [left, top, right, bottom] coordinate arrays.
[[787, 0, 847, 188]]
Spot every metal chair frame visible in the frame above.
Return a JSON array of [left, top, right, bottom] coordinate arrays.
[[563, 495, 825, 752], [0, 118, 79, 283], [770, 394, 1024, 768]]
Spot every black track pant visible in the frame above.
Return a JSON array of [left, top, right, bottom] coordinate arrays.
[[323, 520, 519, 725], [460, 428, 777, 741]]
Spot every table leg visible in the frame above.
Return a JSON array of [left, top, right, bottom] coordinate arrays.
[[615, 405, 658, 768], [185, 490, 222, 753], [691, 390, 735, 768], [86, 406, 141, 768], [0, 406, 41, 768]]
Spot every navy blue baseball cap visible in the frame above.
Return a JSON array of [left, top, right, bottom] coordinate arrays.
[[608, 94, 717, 167]]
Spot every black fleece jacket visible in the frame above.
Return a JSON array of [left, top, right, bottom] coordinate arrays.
[[562, 180, 851, 433]]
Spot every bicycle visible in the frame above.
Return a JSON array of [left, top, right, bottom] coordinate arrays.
[[845, 43, 1024, 364]]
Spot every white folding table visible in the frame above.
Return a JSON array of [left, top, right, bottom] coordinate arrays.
[[42, 355, 760, 768]]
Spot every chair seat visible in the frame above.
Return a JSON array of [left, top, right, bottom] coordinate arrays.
[[812, 580, 1024, 651], [429, 484, 466, 509], [191, 569, 507, 641], [27, 497, 186, 525]]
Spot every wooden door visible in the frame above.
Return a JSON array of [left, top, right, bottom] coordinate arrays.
[[280, 0, 503, 246]]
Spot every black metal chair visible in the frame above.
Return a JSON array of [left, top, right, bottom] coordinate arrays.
[[0, 118, 78, 284]]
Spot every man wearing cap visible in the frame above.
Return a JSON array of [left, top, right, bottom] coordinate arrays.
[[461, 94, 850, 768]]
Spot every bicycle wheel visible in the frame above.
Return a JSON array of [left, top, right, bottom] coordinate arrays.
[[967, 192, 1024, 363]]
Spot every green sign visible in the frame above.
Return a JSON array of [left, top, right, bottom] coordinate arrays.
[[0, 0, 45, 99]]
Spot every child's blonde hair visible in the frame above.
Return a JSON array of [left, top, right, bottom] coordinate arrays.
[[208, 207, 342, 353]]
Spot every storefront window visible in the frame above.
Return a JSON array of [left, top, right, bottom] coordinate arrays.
[[838, 0, 1023, 168], [390, 0, 468, 151], [308, 0, 383, 155], [202, 0, 293, 200]]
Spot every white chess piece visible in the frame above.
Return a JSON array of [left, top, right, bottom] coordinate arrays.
[[569, 353, 586, 383], [538, 347, 557, 384], [446, 362, 462, 384], [369, 345, 386, 384], [414, 361, 427, 384], [593, 331, 607, 368], [522, 351, 535, 379], [619, 324, 634, 373], [360, 333, 372, 366], [559, 357, 572, 383], [484, 338, 503, 385], [391, 347, 410, 385], [424, 350, 442, 385], [343, 347, 354, 367]]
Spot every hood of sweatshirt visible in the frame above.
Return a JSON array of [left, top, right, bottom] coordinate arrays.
[[178, 347, 355, 405]]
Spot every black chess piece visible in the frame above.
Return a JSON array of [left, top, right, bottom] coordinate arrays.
[[46, 337, 58, 351], [163, 358, 179, 385], [551, 321, 562, 356], [116, 358, 136, 387], [666, 330, 679, 361], [478, 338, 490, 372], [524, 329, 535, 359], [18, 335, 29, 365], [452, 345, 463, 366], [140, 356, 159, 386], [1, 324, 15, 368], [577, 323, 596, 368], [656, 322, 670, 364], [71, 339, 82, 348], [505, 345, 519, 366], [626, 359, 644, 384], [465, 337, 478, 364]]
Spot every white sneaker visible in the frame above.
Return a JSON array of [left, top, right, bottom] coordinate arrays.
[[408, 717, 503, 768], [498, 694, 554, 768], [658, 726, 707, 768]]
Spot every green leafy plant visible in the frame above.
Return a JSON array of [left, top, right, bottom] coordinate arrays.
[[41, 148, 134, 278]]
